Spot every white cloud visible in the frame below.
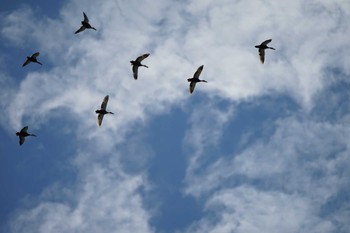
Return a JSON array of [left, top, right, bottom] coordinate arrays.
[[1, 6, 35, 47], [187, 186, 336, 233], [1, 0, 350, 232], [10, 164, 153, 233], [1, 0, 349, 130], [183, 111, 350, 232]]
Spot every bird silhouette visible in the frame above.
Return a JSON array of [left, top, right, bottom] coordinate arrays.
[[22, 52, 42, 67], [130, 53, 150, 80], [255, 39, 275, 64], [75, 12, 96, 34], [188, 65, 207, 94], [95, 95, 114, 126], [16, 126, 36, 145]]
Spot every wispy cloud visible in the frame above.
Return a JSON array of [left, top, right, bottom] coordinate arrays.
[[187, 185, 337, 233], [10, 165, 153, 233], [1, 0, 350, 232]]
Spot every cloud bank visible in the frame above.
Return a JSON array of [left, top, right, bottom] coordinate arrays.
[[0, 0, 349, 232]]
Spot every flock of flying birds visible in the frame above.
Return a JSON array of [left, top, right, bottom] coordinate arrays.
[[15, 12, 275, 146]]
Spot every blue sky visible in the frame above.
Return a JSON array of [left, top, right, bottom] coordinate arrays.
[[1, 0, 350, 233]]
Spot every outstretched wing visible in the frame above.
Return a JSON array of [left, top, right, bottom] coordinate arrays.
[[261, 39, 272, 46], [97, 114, 104, 126], [258, 48, 265, 64], [132, 65, 139, 80], [20, 126, 29, 134], [189, 82, 196, 94], [19, 136, 25, 145], [135, 53, 150, 62], [31, 52, 40, 58], [100, 95, 109, 110], [22, 59, 31, 67], [193, 65, 204, 79], [75, 26, 86, 34], [83, 12, 89, 23]]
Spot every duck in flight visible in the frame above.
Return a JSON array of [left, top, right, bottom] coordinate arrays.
[[22, 52, 42, 67], [75, 12, 96, 34], [95, 95, 114, 126], [16, 126, 36, 145], [130, 53, 150, 80], [255, 39, 275, 64], [188, 65, 207, 94]]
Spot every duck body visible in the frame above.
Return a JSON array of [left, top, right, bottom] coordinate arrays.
[[255, 39, 275, 64], [130, 53, 150, 80], [81, 21, 96, 30], [187, 77, 207, 82], [95, 95, 114, 126], [75, 12, 96, 34], [188, 65, 207, 94], [16, 126, 36, 145], [22, 52, 42, 67], [130, 60, 148, 67], [95, 109, 114, 115]]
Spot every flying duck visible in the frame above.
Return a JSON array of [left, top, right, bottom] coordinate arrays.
[[255, 39, 275, 64], [22, 52, 42, 67], [188, 65, 207, 94], [95, 95, 114, 126], [16, 126, 36, 145], [130, 53, 150, 80], [75, 12, 96, 34]]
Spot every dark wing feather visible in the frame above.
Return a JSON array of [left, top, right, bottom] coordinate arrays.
[[75, 26, 86, 34], [97, 114, 104, 126], [19, 136, 25, 145], [20, 126, 29, 134], [100, 95, 109, 110], [132, 65, 139, 80], [135, 53, 150, 62], [189, 82, 196, 94], [261, 39, 272, 46], [193, 65, 204, 79], [259, 48, 265, 64], [83, 12, 89, 23], [22, 59, 31, 67], [31, 52, 40, 58]]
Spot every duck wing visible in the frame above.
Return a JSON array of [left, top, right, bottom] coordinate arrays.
[[193, 65, 204, 79], [19, 135, 25, 145], [258, 48, 265, 64], [22, 59, 31, 67], [31, 52, 40, 58], [20, 126, 29, 134], [189, 81, 197, 94], [75, 26, 86, 34], [135, 53, 150, 62], [261, 39, 272, 46], [97, 114, 104, 126], [83, 12, 89, 23], [132, 65, 139, 80], [100, 95, 109, 110]]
